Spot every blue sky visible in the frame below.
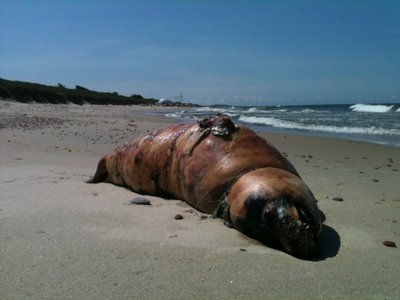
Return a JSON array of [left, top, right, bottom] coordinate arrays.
[[1, 1, 399, 105]]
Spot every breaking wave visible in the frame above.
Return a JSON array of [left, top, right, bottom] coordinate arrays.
[[350, 104, 397, 113], [239, 116, 400, 136]]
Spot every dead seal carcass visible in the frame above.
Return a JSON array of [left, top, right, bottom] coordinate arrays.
[[88, 114, 322, 257]]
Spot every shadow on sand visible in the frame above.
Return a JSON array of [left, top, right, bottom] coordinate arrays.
[[308, 209, 341, 261], [310, 224, 341, 261]]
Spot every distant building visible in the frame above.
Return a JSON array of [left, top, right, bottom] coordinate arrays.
[[157, 98, 173, 106]]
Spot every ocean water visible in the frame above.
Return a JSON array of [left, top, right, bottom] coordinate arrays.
[[157, 103, 400, 147]]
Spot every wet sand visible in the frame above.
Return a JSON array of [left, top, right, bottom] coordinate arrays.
[[1, 101, 399, 299]]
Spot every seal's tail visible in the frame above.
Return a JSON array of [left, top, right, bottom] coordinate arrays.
[[86, 156, 108, 183]]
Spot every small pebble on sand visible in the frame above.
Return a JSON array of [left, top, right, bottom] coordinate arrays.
[[332, 197, 344, 202], [128, 197, 151, 205], [175, 214, 184, 220], [383, 241, 397, 248]]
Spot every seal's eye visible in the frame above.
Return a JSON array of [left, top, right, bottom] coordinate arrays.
[[262, 207, 275, 227]]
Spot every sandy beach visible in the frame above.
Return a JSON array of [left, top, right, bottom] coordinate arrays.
[[1, 101, 399, 299]]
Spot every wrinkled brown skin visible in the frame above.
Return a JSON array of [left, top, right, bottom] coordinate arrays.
[[88, 114, 322, 257]]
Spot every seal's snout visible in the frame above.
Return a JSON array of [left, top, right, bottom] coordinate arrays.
[[264, 198, 317, 258]]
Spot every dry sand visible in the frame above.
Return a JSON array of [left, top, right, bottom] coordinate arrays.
[[1, 101, 399, 299]]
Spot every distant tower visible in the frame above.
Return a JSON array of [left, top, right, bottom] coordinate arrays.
[[174, 92, 183, 103]]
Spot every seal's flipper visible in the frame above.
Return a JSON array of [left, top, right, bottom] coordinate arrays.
[[87, 156, 108, 183], [212, 197, 233, 228]]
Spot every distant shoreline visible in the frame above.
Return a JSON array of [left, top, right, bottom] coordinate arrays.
[[0, 77, 198, 107]]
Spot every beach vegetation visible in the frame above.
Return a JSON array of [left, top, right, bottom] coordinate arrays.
[[0, 78, 158, 105]]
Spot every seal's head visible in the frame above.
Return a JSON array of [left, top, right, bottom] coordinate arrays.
[[225, 167, 322, 258]]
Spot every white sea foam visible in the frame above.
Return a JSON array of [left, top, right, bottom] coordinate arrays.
[[239, 116, 400, 136], [300, 109, 316, 113], [196, 107, 237, 114], [246, 107, 288, 113], [196, 107, 224, 112], [164, 113, 180, 118], [350, 104, 394, 113]]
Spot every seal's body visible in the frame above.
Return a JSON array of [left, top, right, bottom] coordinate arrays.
[[88, 115, 322, 257]]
